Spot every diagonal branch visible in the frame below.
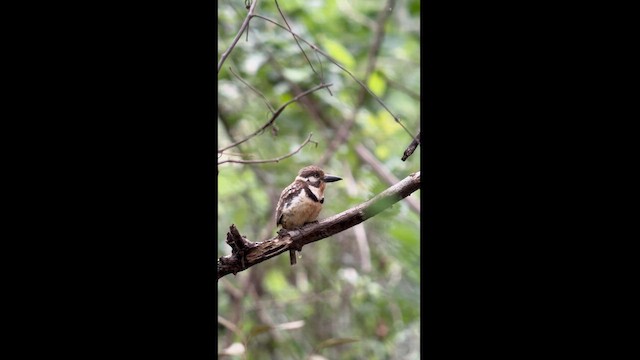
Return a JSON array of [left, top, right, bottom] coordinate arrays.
[[217, 171, 421, 280], [217, 83, 332, 153], [355, 144, 420, 214]]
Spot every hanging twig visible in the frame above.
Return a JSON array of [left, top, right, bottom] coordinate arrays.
[[229, 67, 275, 113], [274, 0, 319, 80], [401, 130, 420, 161], [218, 133, 317, 165]]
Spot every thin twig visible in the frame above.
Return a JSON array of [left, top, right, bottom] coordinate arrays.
[[229, 67, 275, 113], [381, 72, 421, 101], [218, 133, 316, 165], [274, 0, 318, 79], [313, 49, 332, 96], [218, 151, 246, 158], [217, 0, 260, 74], [218, 83, 332, 153]]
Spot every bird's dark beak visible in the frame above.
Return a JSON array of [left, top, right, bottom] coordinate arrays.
[[323, 174, 342, 183]]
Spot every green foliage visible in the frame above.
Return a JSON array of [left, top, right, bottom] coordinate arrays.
[[367, 71, 387, 98], [218, 0, 420, 358], [319, 35, 356, 69]]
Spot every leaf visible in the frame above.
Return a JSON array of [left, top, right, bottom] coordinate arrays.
[[248, 324, 272, 338], [319, 36, 356, 69], [273, 320, 305, 330], [243, 52, 268, 75], [390, 225, 419, 250], [316, 337, 360, 350], [283, 68, 311, 83], [367, 71, 387, 97], [219, 342, 245, 356], [265, 270, 287, 291], [308, 355, 329, 360]]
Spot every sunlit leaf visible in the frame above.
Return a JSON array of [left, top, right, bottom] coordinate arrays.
[[219, 342, 245, 356], [283, 68, 311, 83], [264, 270, 288, 294], [318, 36, 356, 69], [367, 71, 387, 97], [374, 144, 390, 160], [308, 355, 329, 360], [274, 320, 305, 330], [390, 225, 419, 250], [243, 53, 268, 76]]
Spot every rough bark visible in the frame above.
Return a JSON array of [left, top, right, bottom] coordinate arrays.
[[218, 171, 421, 280]]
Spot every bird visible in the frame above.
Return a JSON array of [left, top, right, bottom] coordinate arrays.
[[275, 165, 342, 265]]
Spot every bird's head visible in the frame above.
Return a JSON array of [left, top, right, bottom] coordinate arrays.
[[295, 165, 342, 188]]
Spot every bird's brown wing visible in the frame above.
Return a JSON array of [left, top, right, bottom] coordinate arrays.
[[275, 181, 303, 226], [275, 184, 290, 226], [275, 191, 284, 226]]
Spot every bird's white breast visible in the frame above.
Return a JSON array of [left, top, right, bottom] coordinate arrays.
[[280, 184, 324, 229]]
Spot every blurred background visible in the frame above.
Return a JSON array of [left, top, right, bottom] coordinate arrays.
[[218, 0, 420, 358]]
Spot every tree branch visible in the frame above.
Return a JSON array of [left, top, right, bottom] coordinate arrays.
[[217, 171, 421, 280], [355, 144, 420, 214], [218, 132, 317, 165]]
